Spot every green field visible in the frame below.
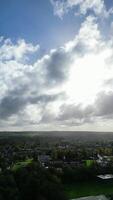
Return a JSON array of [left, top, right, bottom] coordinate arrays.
[[64, 180, 113, 199], [11, 159, 33, 171], [85, 160, 95, 167]]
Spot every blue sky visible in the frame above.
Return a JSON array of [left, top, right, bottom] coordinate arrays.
[[1, 0, 113, 131], [0, 0, 82, 51], [0, 0, 112, 51]]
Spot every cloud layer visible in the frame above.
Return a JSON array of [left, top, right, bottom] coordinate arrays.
[[0, 12, 113, 130]]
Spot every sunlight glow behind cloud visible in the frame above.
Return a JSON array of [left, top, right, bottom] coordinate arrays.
[[0, 1, 113, 131]]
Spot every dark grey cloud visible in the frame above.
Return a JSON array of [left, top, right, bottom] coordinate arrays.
[[94, 91, 113, 117], [57, 91, 113, 126], [0, 95, 26, 119], [58, 104, 85, 120], [0, 85, 28, 119], [57, 103, 94, 126], [29, 92, 65, 105], [43, 48, 72, 86], [0, 85, 65, 119]]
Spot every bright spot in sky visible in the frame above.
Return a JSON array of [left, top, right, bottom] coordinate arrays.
[[65, 50, 112, 106]]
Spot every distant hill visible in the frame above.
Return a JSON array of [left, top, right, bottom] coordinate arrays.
[[0, 131, 113, 142]]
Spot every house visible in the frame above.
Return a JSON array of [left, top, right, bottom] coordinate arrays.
[[38, 155, 51, 166]]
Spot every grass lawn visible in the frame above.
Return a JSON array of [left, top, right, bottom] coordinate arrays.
[[64, 180, 113, 199], [12, 159, 33, 171], [85, 160, 95, 167]]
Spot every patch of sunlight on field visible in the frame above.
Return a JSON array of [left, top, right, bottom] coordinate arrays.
[[11, 159, 33, 171]]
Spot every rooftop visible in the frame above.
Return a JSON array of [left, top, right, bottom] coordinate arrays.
[[97, 174, 113, 180]]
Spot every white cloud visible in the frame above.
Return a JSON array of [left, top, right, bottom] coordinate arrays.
[[0, 16, 113, 130], [50, 0, 110, 18], [0, 38, 40, 62]]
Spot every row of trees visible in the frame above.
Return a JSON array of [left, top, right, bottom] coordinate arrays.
[[0, 161, 67, 200], [62, 163, 113, 183]]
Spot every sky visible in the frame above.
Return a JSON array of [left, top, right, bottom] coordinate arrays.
[[1, 0, 113, 131]]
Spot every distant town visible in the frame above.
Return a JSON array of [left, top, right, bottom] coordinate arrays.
[[1, 132, 113, 172], [1, 132, 113, 200]]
